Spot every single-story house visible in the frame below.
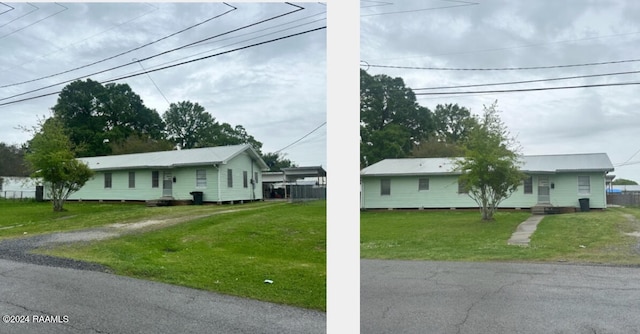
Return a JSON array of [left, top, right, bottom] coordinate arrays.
[[54, 144, 269, 203], [360, 153, 614, 211]]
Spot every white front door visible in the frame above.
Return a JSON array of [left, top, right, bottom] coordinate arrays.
[[538, 175, 550, 204], [163, 172, 173, 197]]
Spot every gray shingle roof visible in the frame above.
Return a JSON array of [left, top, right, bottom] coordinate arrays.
[[360, 153, 614, 176], [78, 144, 269, 171]]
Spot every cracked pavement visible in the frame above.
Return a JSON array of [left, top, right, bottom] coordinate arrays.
[[361, 259, 640, 334]]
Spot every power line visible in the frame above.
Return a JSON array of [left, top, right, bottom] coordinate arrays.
[[0, 26, 326, 108], [361, 0, 478, 17], [0, 3, 237, 89], [133, 58, 170, 105], [112, 16, 326, 82], [0, 2, 38, 28], [275, 121, 326, 153], [0, 2, 306, 103], [363, 58, 640, 71], [0, 2, 14, 16], [0, 3, 158, 76], [412, 69, 640, 91], [617, 148, 640, 167], [413, 81, 640, 96], [0, 2, 67, 40]]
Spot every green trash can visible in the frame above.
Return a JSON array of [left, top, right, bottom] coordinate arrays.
[[578, 198, 589, 212], [190, 191, 203, 205]]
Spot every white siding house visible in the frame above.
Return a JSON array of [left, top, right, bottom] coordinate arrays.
[[360, 153, 614, 211], [54, 144, 269, 203]]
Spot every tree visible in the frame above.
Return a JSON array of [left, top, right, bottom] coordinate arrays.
[[432, 103, 477, 143], [0, 143, 29, 176], [261, 152, 297, 171], [215, 123, 263, 154], [108, 134, 174, 155], [163, 101, 217, 149], [411, 140, 464, 158], [52, 79, 165, 157], [455, 101, 525, 221], [612, 178, 638, 185], [25, 118, 93, 212], [360, 69, 433, 166], [163, 100, 264, 151]]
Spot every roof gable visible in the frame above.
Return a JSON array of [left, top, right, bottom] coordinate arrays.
[[361, 153, 614, 176], [79, 144, 269, 171]]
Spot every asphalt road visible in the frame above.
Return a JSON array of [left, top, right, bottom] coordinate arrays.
[[0, 258, 326, 334], [361, 259, 640, 334]]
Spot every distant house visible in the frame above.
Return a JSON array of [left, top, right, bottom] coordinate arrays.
[[0, 176, 39, 199], [55, 144, 269, 203], [360, 153, 614, 211]]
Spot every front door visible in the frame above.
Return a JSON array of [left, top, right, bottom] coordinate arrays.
[[538, 175, 550, 204], [163, 172, 173, 197]]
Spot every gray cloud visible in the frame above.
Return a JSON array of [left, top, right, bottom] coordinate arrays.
[[362, 0, 640, 180], [0, 2, 326, 168]]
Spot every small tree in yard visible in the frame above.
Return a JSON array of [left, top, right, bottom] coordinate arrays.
[[25, 118, 93, 212], [455, 101, 525, 221]]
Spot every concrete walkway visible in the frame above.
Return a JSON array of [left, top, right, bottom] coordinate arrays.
[[507, 215, 545, 246]]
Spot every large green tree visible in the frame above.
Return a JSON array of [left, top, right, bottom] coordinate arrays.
[[360, 69, 433, 167], [455, 101, 525, 221], [52, 79, 165, 157], [612, 178, 638, 185], [163, 101, 217, 149], [163, 100, 263, 152], [25, 118, 93, 212], [432, 103, 477, 144]]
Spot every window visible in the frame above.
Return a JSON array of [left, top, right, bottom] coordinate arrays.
[[104, 173, 112, 189], [524, 175, 533, 194], [418, 178, 429, 191], [380, 179, 390, 196], [243, 171, 248, 188], [152, 171, 159, 188], [128, 172, 135, 188], [458, 179, 468, 194], [578, 176, 590, 194], [227, 169, 233, 188], [196, 169, 207, 188], [254, 172, 259, 186]]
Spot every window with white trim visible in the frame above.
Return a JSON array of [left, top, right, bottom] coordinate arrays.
[[578, 176, 590, 194], [196, 169, 207, 188], [523, 175, 533, 194], [418, 178, 429, 191], [380, 179, 390, 196], [227, 169, 233, 188], [104, 173, 112, 189], [128, 172, 135, 188]]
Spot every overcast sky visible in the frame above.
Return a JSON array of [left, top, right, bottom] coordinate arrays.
[[361, 0, 640, 182], [0, 2, 326, 168]]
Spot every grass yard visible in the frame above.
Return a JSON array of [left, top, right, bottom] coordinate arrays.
[[38, 200, 326, 311], [0, 199, 274, 239], [361, 208, 640, 265]]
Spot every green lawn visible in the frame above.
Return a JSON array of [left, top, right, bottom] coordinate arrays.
[[361, 208, 640, 265], [38, 200, 326, 311], [0, 199, 274, 239]]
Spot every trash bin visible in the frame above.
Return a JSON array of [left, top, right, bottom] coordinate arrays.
[[190, 191, 203, 205], [578, 198, 589, 212]]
